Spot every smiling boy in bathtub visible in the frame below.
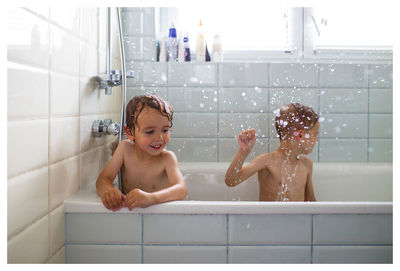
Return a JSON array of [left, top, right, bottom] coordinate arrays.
[[96, 94, 187, 211], [225, 103, 319, 201]]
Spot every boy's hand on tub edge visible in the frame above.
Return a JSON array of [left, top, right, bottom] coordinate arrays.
[[125, 188, 154, 210], [100, 187, 126, 212]]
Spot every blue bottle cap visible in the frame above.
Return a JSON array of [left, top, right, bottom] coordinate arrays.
[[169, 28, 177, 38]]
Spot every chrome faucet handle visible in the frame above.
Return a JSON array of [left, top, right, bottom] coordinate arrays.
[[92, 119, 121, 137], [126, 71, 135, 78], [107, 121, 120, 136]]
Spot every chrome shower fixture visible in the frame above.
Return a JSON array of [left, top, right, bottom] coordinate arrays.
[[94, 70, 134, 95], [92, 119, 121, 137]]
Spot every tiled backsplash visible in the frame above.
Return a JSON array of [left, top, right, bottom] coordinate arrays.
[[126, 62, 393, 163], [7, 8, 121, 263]]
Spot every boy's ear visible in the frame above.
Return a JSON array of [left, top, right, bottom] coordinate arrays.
[[124, 126, 134, 141], [294, 129, 303, 140]]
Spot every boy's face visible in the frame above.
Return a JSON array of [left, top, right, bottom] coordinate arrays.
[[131, 107, 171, 157], [300, 121, 320, 154]]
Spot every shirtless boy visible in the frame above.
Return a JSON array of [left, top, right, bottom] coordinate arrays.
[[225, 103, 319, 201], [96, 94, 187, 211]]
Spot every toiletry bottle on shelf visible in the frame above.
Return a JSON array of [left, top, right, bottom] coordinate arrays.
[[178, 32, 185, 62], [196, 19, 206, 62], [167, 20, 178, 62], [205, 42, 211, 62], [212, 33, 223, 62], [183, 32, 191, 61], [159, 37, 167, 62]]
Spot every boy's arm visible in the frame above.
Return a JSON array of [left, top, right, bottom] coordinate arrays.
[[225, 129, 266, 186], [125, 151, 187, 210], [304, 160, 316, 201], [96, 141, 126, 210]]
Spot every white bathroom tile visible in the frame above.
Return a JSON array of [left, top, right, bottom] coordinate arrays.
[[66, 244, 141, 263], [167, 138, 218, 162], [142, 8, 156, 36], [79, 147, 101, 189], [144, 245, 226, 263], [319, 113, 368, 138], [7, 167, 49, 239], [49, 156, 79, 210], [50, 72, 80, 117], [124, 36, 143, 60], [80, 42, 99, 77], [369, 64, 392, 88], [8, 214, 49, 263], [7, 8, 50, 69], [319, 139, 367, 162], [99, 85, 122, 114], [172, 113, 218, 137], [50, 25, 80, 76], [313, 246, 392, 263], [218, 138, 268, 163], [122, 9, 142, 36], [268, 138, 319, 162], [370, 89, 393, 113], [7, 63, 49, 119], [47, 246, 65, 263], [142, 37, 157, 61], [49, 7, 80, 35], [66, 213, 142, 244], [168, 87, 218, 112], [49, 117, 80, 163], [269, 88, 319, 113], [220, 63, 269, 87], [127, 62, 167, 86], [319, 64, 367, 88], [126, 87, 168, 101], [49, 205, 65, 256], [368, 139, 392, 162], [319, 88, 368, 113], [269, 63, 318, 87], [313, 214, 392, 245], [79, 77, 103, 115], [219, 87, 269, 113], [168, 63, 217, 87], [369, 114, 392, 138], [7, 119, 48, 177], [228, 214, 312, 245], [143, 214, 227, 244], [79, 8, 99, 47], [229, 246, 311, 263], [219, 113, 269, 138]]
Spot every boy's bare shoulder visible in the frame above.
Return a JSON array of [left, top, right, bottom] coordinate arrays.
[[300, 155, 313, 169], [160, 149, 178, 163]]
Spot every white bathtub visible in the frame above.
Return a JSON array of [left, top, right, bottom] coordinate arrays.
[[64, 163, 393, 263]]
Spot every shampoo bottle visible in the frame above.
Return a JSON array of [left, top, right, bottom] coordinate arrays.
[[159, 37, 167, 62], [183, 32, 191, 61], [212, 33, 223, 62], [167, 20, 178, 62], [178, 33, 185, 62], [196, 19, 206, 62]]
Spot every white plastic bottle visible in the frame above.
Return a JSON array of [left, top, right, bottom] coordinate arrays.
[[196, 19, 206, 62], [212, 33, 223, 62], [159, 38, 167, 62], [167, 20, 178, 62], [178, 32, 185, 62]]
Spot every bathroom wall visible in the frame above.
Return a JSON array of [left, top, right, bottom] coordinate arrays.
[[7, 7, 121, 263], [123, 8, 393, 163]]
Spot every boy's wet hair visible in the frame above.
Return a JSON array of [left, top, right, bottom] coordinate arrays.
[[126, 94, 173, 134], [275, 103, 319, 141]]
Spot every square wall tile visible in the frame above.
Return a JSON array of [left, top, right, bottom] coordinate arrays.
[[218, 138, 268, 163], [49, 205, 65, 256], [49, 7, 80, 35], [228, 214, 312, 245], [269, 88, 318, 113], [370, 89, 393, 113], [49, 117, 80, 163], [220, 63, 269, 87], [168, 87, 218, 112], [319, 113, 368, 138], [126, 87, 167, 101], [167, 138, 217, 162], [8, 214, 49, 263], [8, 167, 49, 238], [229, 246, 311, 263], [369, 114, 392, 138], [368, 139, 392, 162], [66, 244, 141, 263], [144, 214, 227, 244], [269, 63, 318, 87], [168, 63, 217, 87], [219, 113, 269, 138], [319, 88, 368, 113], [7, 119, 48, 177], [142, 8, 156, 36], [219, 87, 269, 113], [127, 62, 167, 86], [8, 63, 49, 119], [66, 213, 142, 244], [122, 9, 142, 36], [319, 64, 367, 88], [369, 64, 392, 88], [50, 72, 80, 117], [313, 246, 392, 263], [79, 42, 98, 77], [79, 8, 98, 47], [313, 214, 392, 245], [172, 113, 218, 137], [144, 246, 226, 263], [319, 139, 367, 162], [48, 246, 65, 263]]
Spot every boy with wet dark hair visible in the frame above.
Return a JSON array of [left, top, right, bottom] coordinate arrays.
[[225, 103, 319, 201], [96, 94, 187, 211]]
